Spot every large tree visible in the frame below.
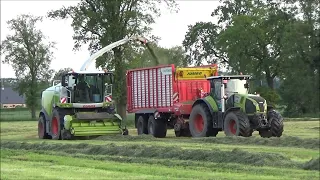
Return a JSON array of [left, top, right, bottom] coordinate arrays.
[[278, 0, 320, 116], [183, 0, 320, 116], [47, 0, 178, 119], [0, 14, 55, 118], [183, 0, 296, 89]]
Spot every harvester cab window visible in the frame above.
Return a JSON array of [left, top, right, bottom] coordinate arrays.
[[104, 74, 113, 97]]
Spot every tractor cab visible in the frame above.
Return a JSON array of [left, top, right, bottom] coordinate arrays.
[[208, 75, 251, 112], [60, 70, 114, 104]]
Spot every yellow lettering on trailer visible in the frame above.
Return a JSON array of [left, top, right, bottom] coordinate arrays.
[[175, 67, 218, 80]]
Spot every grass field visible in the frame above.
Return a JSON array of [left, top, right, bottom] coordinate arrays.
[[0, 119, 319, 180]]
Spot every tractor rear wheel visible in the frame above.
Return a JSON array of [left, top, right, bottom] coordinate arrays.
[[147, 115, 167, 138], [51, 109, 62, 140], [137, 116, 148, 135], [259, 110, 284, 138], [38, 115, 51, 139], [189, 103, 215, 137], [224, 111, 252, 137]]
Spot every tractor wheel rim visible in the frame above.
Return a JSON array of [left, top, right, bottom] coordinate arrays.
[[195, 114, 204, 132], [52, 117, 59, 135], [38, 121, 44, 136], [229, 119, 237, 134]]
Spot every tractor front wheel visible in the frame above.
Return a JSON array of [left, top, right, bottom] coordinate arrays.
[[38, 115, 51, 139], [147, 115, 167, 138], [189, 104, 215, 137], [224, 111, 252, 137], [259, 110, 284, 138]]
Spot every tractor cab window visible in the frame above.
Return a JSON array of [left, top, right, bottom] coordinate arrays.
[[210, 79, 222, 100], [210, 79, 222, 110]]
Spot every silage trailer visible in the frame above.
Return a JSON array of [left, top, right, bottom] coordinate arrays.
[[126, 64, 219, 138]]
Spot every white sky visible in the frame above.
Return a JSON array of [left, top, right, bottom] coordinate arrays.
[[0, 0, 220, 78]]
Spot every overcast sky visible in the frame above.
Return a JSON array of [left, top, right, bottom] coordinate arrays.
[[0, 0, 220, 78]]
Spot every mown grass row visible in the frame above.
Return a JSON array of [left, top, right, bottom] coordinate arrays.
[[3, 149, 319, 180], [1, 140, 318, 171], [95, 134, 320, 150]]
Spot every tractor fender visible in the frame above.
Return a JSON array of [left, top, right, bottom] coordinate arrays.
[[192, 99, 215, 115], [223, 107, 241, 119]]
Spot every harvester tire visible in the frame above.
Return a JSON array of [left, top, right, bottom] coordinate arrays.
[[259, 110, 284, 138], [51, 108, 62, 140], [148, 115, 167, 138], [137, 116, 148, 135], [189, 103, 214, 137], [224, 111, 252, 137], [38, 115, 51, 139]]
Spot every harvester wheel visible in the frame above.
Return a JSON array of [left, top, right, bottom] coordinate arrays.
[[189, 103, 214, 137], [224, 111, 252, 137], [51, 109, 62, 140], [38, 115, 51, 139], [147, 115, 167, 138], [259, 110, 284, 138], [137, 116, 148, 135]]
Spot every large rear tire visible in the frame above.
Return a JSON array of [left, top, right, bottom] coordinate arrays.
[[259, 110, 284, 138], [38, 115, 51, 139], [147, 115, 167, 138], [189, 104, 216, 137], [51, 109, 62, 140], [224, 110, 252, 137], [137, 116, 148, 135]]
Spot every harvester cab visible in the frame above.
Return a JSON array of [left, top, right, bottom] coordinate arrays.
[[189, 74, 284, 138], [60, 71, 114, 104]]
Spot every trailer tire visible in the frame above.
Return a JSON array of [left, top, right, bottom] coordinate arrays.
[[137, 116, 148, 135], [189, 103, 214, 137], [51, 108, 62, 140], [38, 115, 51, 139], [148, 116, 167, 138]]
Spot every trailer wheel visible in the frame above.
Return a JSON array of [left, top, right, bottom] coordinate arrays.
[[137, 116, 148, 135], [148, 116, 167, 138], [224, 110, 252, 137], [189, 103, 214, 137], [38, 115, 51, 139], [51, 109, 62, 140]]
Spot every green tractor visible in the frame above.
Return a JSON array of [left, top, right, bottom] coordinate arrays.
[[188, 75, 284, 138], [37, 70, 128, 140]]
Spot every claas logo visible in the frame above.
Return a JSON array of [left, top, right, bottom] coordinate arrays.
[[187, 71, 203, 76]]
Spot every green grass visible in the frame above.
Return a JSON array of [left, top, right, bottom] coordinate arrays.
[[0, 120, 319, 179]]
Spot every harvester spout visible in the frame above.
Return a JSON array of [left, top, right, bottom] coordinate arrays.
[[80, 35, 149, 71]]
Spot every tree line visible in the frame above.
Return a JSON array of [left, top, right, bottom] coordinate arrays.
[[1, 0, 319, 119]]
